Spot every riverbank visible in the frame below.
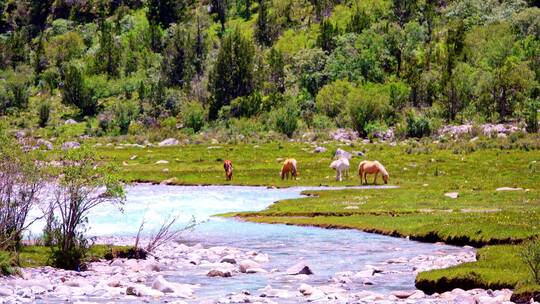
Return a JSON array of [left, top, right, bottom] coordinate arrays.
[[91, 138, 540, 301], [1, 235, 508, 304]]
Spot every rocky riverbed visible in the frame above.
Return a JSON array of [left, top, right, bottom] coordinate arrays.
[[0, 236, 516, 304]]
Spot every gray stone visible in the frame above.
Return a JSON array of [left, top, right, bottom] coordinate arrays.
[[61, 141, 80, 150], [239, 260, 260, 273], [314, 147, 327, 153], [158, 138, 179, 147], [64, 119, 77, 125], [445, 192, 459, 199], [207, 270, 231, 277], [334, 148, 352, 160]]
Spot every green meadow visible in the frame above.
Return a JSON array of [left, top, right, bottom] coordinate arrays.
[[94, 136, 540, 297]]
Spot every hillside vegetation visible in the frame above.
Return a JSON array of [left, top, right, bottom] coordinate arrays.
[[0, 0, 539, 140]]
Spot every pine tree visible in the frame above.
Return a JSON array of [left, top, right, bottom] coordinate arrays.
[[209, 29, 255, 120], [147, 0, 186, 28], [346, 8, 370, 34], [317, 19, 336, 53], [211, 0, 227, 32], [62, 65, 96, 117], [29, 0, 53, 34], [255, 0, 273, 47], [96, 20, 122, 77], [162, 26, 193, 87], [268, 47, 285, 94], [193, 15, 207, 76]]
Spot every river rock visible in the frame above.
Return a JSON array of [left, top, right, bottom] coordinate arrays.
[[353, 269, 374, 278], [207, 270, 231, 277], [220, 257, 236, 264], [0, 286, 13, 296], [158, 138, 179, 147], [61, 141, 80, 150], [391, 290, 415, 299], [109, 259, 123, 267], [299, 283, 314, 296], [152, 275, 175, 293], [453, 294, 477, 304], [445, 192, 459, 199], [286, 262, 313, 275], [127, 285, 164, 297], [246, 268, 267, 274], [239, 260, 260, 273], [145, 261, 161, 272]]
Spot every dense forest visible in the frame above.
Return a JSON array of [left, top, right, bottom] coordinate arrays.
[[0, 0, 539, 141]]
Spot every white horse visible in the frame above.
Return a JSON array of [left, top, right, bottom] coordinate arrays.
[[330, 158, 350, 181]]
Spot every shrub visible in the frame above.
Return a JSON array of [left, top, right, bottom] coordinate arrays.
[[38, 103, 51, 128], [230, 92, 263, 118], [62, 65, 96, 117], [525, 99, 539, 133], [49, 148, 125, 270], [182, 101, 206, 133], [348, 84, 390, 136], [0, 251, 13, 275], [521, 239, 540, 284], [113, 100, 139, 135], [315, 79, 354, 125], [406, 110, 433, 138], [274, 100, 299, 138], [312, 114, 335, 130]]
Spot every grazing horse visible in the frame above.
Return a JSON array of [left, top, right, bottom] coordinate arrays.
[[280, 159, 298, 180], [358, 160, 389, 185], [330, 158, 350, 181], [223, 160, 233, 181]]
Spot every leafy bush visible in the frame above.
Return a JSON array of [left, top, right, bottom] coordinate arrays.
[[274, 100, 299, 137], [38, 103, 51, 128], [348, 84, 390, 136], [315, 79, 354, 124], [312, 114, 335, 130], [113, 100, 139, 135], [406, 110, 433, 138], [230, 92, 263, 118], [182, 101, 206, 133]]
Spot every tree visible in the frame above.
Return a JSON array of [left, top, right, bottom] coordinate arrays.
[[274, 99, 299, 137], [268, 47, 285, 94], [255, 0, 274, 46], [29, 0, 53, 33], [294, 48, 328, 96], [0, 132, 45, 250], [209, 29, 255, 120], [347, 83, 391, 136], [62, 65, 96, 117], [49, 148, 124, 270], [193, 14, 207, 76], [392, 0, 418, 27], [211, 0, 227, 32], [346, 8, 370, 34], [317, 19, 336, 53], [95, 20, 122, 77], [162, 26, 193, 87], [113, 99, 139, 135], [147, 0, 186, 28], [441, 20, 466, 121]]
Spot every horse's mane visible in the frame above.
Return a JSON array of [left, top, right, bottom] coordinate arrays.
[[376, 161, 389, 177]]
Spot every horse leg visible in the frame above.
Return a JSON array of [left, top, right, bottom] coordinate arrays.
[[363, 173, 367, 185], [374, 172, 378, 185]]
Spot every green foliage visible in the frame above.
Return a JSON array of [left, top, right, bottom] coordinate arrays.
[[182, 101, 206, 132], [273, 99, 299, 137], [293, 48, 328, 96], [209, 28, 255, 119], [406, 110, 433, 138], [520, 239, 540, 284], [49, 148, 124, 270], [348, 83, 390, 136], [0, 251, 13, 275], [62, 64, 96, 117], [113, 99, 139, 135], [317, 19, 337, 53], [95, 20, 122, 77], [162, 25, 194, 87], [255, 0, 275, 46], [315, 79, 353, 126], [230, 92, 263, 117], [525, 99, 539, 133], [38, 102, 51, 128]]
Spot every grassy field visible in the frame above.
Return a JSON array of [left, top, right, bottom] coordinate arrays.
[[94, 137, 540, 296]]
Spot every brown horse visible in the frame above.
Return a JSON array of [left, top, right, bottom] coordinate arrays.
[[280, 159, 298, 180], [224, 160, 233, 181], [358, 160, 389, 185]]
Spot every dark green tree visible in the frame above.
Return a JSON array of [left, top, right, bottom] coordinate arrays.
[[193, 15, 207, 76], [209, 29, 255, 120], [147, 0, 186, 28], [162, 26, 193, 87], [346, 8, 370, 34], [255, 0, 273, 46], [29, 0, 53, 33], [442, 20, 465, 121], [62, 65, 96, 116], [317, 19, 336, 53], [211, 0, 227, 32], [95, 20, 122, 77], [268, 47, 285, 93], [392, 0, 418, 27]]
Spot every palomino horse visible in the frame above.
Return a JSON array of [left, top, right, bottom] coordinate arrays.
[[330, 158, 350, 181], [280, 159, 298, 180], [223, 160, 233, 181], [358, 160, 389, 185]]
